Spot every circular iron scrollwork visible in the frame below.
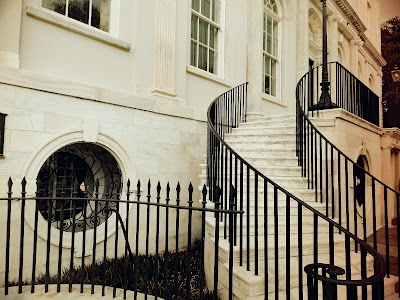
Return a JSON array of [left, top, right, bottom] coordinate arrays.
[[36, 143, 122, 232]]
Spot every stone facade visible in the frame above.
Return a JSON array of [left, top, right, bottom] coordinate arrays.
[[0, 0, 398, 297]]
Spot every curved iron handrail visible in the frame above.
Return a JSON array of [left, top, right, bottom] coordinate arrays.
[[207, 83, 386, 299], [303, 61, 380, 126], [296, 62, 400, 296]]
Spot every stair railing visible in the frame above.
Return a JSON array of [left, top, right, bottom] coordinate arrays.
[[207, 83, 386, 299], [296, 62, 400, 288]]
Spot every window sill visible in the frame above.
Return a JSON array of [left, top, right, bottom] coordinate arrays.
[[186, 65, 231, 87], [26, 6, 131, 51], [262, 93, 287, 107]]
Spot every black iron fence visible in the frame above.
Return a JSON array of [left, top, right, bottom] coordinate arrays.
[[297, 64, 400, 297], [305, 62, 380, 126], [207, 84, 386, 299], [1, 177, 242, 300]]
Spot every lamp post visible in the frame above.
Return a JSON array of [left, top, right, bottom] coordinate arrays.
[[391, 65, 400, 103], [313, 0, 337, 110]]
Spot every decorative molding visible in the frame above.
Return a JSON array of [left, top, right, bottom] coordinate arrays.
[[333, 0, 367, 33], [332, 0, 386, 66], [26, 6, 131, 51], [350, 38, 364, 47], [153, 0, 177, 97], [360, 33, 387, 66], [309, 40, 323, 58]]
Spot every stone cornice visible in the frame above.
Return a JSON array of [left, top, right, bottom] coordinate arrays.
[[381, 128, 400, 150], [360, 33, 387, 66], [333, 0, 366, 33], [332, 0, 386, 66]]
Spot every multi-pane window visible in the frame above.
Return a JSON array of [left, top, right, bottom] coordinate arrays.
[[191, 0, 221, 74], [42, 0, 111, 32], [263, 0, 279, 97]]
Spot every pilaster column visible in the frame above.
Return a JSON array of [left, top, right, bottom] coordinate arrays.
[[381, 144, 396, 223], [296, 0, 308, 79], [327, 14, 340, 63], [350, 39, 363, 75], [152, 0, 177, 97], [246, 0, 263, 119], [0, 0, 22, 68]]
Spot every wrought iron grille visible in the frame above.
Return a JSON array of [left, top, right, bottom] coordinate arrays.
[[36, 143, 122, 232]]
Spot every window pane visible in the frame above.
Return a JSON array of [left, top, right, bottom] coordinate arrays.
[[198, 45, 208, 71], [192, 0, 200, 11], [210, 26, 217, 49], [271, 78, 276, 96], [271, 60, 276, 77], [273, 38, 278, 57], [43, 0, 66, 15], [199, 19, 208, 45], [68, 0, 90, 25], [264, 75, 270, 94], [267, 35, 272, 54], [211, 0, 221, 23], [202, 0, 211, 19], [267, 15, 272, 35], [209, 49, 216, 74], [191, 15, 198, 39], [263, 32, 265, 51], [191, 41, 197, 67], [264, 56, 271, 75], [91, 0, 110, 31]]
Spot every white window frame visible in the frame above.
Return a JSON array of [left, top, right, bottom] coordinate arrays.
[[262, 1, 281, 101], [189, 0, 225, 77], [41, 0, 119, 36]]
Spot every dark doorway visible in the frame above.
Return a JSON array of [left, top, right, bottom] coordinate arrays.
[[354, 156, 366, 207]]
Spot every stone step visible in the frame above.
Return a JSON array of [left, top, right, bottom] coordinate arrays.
[[225, 132, 296, 142], [244, 156, 298, 167], [242, 114, 296, 126], [232, 147, 297, 158], [232, 125, 296, 134], [253, 165, 302, 177], [242, 176, 310, 189], [207, 215, 338, 236]]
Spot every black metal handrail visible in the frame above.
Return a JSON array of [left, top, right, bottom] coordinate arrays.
[[305, 62, 380, 126], [297, 63, 400, 297], [207, 84, 386, 299]]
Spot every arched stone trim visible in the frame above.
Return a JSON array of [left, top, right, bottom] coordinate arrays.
[[368, 74, 375, 91], [338, 43, 346, 66], [358, 59, 364, 80], [353, 142, 374, 226], [20, 129, 136, 252]]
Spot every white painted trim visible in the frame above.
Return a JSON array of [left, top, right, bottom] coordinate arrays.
[[27, 6, 131, 51], [186, 65, 231, 87], [261, 92, 287, 107]]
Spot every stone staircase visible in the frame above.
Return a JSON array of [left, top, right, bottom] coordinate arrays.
[[201, 114, 398, 299]]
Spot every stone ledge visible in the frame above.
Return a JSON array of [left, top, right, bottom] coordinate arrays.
[[0, 64, 207, 123], [26, 6, 131, 51], [311, 108, 382, 135]]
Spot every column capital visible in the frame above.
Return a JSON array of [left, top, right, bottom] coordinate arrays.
[[328, 14, 341, 23], [350, 38, 364, 47]]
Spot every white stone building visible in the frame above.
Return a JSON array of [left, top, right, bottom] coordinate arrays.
[[1, 0, 399, 299]]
